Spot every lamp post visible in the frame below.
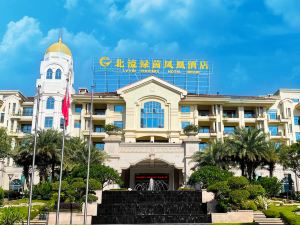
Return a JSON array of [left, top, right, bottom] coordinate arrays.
[[8, 173, 14, 201]]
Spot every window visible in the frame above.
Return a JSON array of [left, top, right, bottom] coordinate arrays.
[[75, 104, 82, 113], [269, 125, 279, 136], [294, 116, 300, 126], [223, 110, 237, 118], [60, 118, 64, 129], [198, 110, 209, 116], [114, 121, 124, 129], [95, 143, 105, 151], [46, 97, 55, 109], [292, 98, 299, 103], [94, 109, 106, 115], [46, 69, 53, 79], [198, 126, 210, 133], [21, 124, 31, 134], [141, 101, 164, 128], [94, 125, 105, 132], [114, 105, 124, 112], [45, 117, 53, 128], [12, 103, 16, 114], [199, 142, 208, 151], [181, 121, 190, 129], [0, 113, 4, 123], [244, 110, 255, 118], [22, 107, 33, 116], [268, 109, 277, 120], [287, 108, 291, 118], [224, 126, 235, 134], [74, 120, 81, 128], [55, 69, 61, 79], [296, 132, 300, 142], [181, 106, 190, 113]]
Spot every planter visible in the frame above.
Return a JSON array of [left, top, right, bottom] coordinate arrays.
[[107, 130, 122, 136], [185, 131, 198, 136]]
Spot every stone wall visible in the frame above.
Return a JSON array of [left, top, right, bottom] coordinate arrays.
[[211, 210, 254, 223]]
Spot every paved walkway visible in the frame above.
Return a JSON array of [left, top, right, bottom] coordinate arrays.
[[254, 211, 285, 225]]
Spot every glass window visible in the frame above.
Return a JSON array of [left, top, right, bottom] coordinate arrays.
[[22, 107, 33, 116], [0, 113, 4, 123], [114, 121, 124, 129], [114, 105, 124, 112], [45, 117, 53, 128], [55, 69, 61, 79], [223, 110, 237, 118], [294, 116, 300, 126], [75, 104, 82, 113], [292, 98, 299, 103], [60, 118, 64, 129], [46, 69, 53, 79], [94, 125, 104, 132], [198, 126, 210, 133], [199, 142, 208, 151], [141, 101, 164, 128], [74, 120, 81, 128], [268, 109, 277, 120], [46, 97, 55, 109], [94, 109, 106, 115], [181, 106, 190, 113], [269, 125, 278, 136], [244, 110, 255, 118], [296, 132, 300, 142], [21, 124, 31, 134], [224, 126, 235, 134], [95, 143, 105, 151], [198, 110, 209, 116], [181, 121, 190, 129]]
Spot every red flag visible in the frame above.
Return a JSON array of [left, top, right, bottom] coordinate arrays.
[[62, 83, 70, 127]]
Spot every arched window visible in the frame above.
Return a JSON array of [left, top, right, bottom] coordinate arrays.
[[55, 69, 61, 79], [141, 101, 164, 128], [46, 97, 55, 109], [46, 69, 53, 79]]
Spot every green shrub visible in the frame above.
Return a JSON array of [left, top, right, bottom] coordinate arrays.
[[216, 199, 231, 212], [188, 165, 233, 188], [0, 207, 25, 225], [104, 124, 121, 132], [0, 187, 4, 206], [229, 189, 250, 204], [177, 187, 195, 191], [227, 176, 249, 189], [246, 184, 266, 199], [84, 194, 98, 203], [33, 181, 52, 200], [241, 200, 257, 210], [255, 196, 270, 210], [207, 181, 230, 196], [256, 177, 282, 197], [183, 124, 198, 135]]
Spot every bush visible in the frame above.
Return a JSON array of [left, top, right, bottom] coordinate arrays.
[[33, 181, 52, 200], [177, 187, 195, 191], [256, 177, 282, 197], [227, 176, 249, 189], [104, 124, 121, 132], [84, 194, 98, 203], [216, 199, 231, 213], [207, 181, 230, 196], [183, 124, 198, 135], [0, 187, 4, 206], [255, 196, 270, 210], [229, 189, 250, 204], [188, 166, 233, 188], [0, 207, 25, 225], [241, 200, 257, 210], [246, 184, 266, 199]]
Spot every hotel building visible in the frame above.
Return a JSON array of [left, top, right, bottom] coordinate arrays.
[[0, 39, 300, 190]]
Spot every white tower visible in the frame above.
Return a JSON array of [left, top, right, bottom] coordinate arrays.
[[32, 37, 74, 132]]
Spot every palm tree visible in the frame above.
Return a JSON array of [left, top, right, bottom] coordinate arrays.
[[226, 127, 268, 180], [0, 127, 11, 159], [263, 141, 281, 177], [192, 140, 232, 170]]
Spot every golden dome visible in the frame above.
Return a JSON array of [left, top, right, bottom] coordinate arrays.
[[45, 38, 72, 56]]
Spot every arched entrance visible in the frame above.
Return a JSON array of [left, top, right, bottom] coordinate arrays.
[[121, 159, 183, 190]]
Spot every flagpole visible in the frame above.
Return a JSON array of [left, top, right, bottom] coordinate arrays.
[[55, 79, 69, 225], [84, 84, 94, 224], [27, 85, 41, 225]]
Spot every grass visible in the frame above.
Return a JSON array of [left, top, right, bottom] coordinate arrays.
[[4, 198, 51, 205], [263, 205, 300, 225], [213, 223, 258, 225], [0, 205, 43, 220]]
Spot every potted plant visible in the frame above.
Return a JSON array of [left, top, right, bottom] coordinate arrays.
[[183, 124, 198, 136], [104, 124, 122, 135]]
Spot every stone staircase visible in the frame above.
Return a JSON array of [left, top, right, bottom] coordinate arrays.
[[254, 211, 285, 225]]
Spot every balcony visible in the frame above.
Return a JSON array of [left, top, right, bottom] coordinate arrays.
[[85, 109, 106, 120], [198, 128, 217, 138], [223, 112, 239, 123], [198, 110, 216, 121]]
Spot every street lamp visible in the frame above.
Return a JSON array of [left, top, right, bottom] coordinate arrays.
[[8, 173, 14, 201]]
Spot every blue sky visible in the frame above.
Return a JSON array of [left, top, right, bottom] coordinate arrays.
[[0, 0, 300, 96]]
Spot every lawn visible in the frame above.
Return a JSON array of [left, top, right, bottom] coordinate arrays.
[[0, 205, 43, 220], [264, 205, 300, 225], [213, 223, 258, 225]]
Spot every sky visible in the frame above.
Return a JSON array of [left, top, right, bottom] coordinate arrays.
[[0, 0, 300, 96]]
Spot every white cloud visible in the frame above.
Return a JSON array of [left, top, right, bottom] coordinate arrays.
[[265, 0, 300, 28], [64, 0, 79, 10]]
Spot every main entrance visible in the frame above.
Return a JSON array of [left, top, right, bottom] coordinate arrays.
[[121, 159, 183, 190]]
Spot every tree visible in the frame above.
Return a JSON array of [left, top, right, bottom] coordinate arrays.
[[0, 127, 11, 159], [255, 177, 282, 197], [263, 141, 281, 177], [188, 165, 233, 188], [279, 142, 300, 191], [71, 164, 122, 189], [226, 127, 269, 180], [192, 141, 232, 170]]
